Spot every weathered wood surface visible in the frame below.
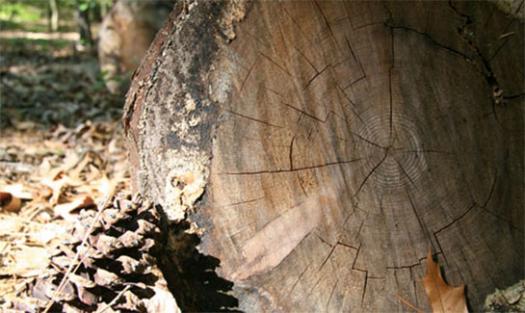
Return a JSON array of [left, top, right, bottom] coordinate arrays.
[[124, 1, 524, 312]]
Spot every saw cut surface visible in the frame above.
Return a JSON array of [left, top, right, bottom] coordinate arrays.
[[193, 2, 524, 312]]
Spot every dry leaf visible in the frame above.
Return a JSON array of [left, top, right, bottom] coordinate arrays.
[[4, 246, 50, 277], [0, 218, 22, 235], [30, 223, 67, 245], [1, 184, 33, 200], [42, 175, 84, 206], [0, 191, 22, 213], [54, 195, 95, 221], [42, 177, 67, 206], [423, 252, 468, 313], [34, 185, 53, 200]]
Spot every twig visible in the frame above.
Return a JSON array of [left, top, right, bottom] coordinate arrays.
[[26, 205, 49, 221], [96, 285, 131, 313], [42, 194, 112, 313]]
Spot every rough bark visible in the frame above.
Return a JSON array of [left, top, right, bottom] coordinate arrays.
[[484, 280, 525, 312], [124, 1, 524, 312]]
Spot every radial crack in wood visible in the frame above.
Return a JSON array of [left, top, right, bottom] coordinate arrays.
[[125, 1, 524, 312]]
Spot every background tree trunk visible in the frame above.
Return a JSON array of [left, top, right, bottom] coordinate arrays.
[[75, 0, 93, 47], [124, 1, 524, 312], [98, 0, 174, 94], [48, 0, 59, 32]]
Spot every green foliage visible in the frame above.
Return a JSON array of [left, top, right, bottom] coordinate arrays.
[[0, 1, 43, 24], [0, 0, 114, 32]]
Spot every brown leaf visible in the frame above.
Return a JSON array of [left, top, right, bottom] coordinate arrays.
[[423, 252, 468, 313], [0, 191, 22, 213], [54, 195, 95, 221], [42, 177, 68, 206], [34, 185, 53, 200]]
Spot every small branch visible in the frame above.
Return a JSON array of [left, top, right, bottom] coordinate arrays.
[[96, 285, 131, 313], [43, 194, 113, 313]]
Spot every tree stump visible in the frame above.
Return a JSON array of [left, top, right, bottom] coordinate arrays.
[[124, 1, 524, 312], [98, 0, 174, 94]]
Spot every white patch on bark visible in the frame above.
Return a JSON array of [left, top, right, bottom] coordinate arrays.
[[163, 150, 209, 222]]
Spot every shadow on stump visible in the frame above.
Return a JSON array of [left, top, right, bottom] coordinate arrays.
[[156, 206, 241, 312]]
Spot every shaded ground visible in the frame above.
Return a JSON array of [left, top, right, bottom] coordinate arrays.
[[0, 32, 129, 306], [1, 35, 122, 127]]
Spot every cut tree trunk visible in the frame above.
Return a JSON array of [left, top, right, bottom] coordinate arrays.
[[98, 0, 175, 94], [124, 1, 524, 312]]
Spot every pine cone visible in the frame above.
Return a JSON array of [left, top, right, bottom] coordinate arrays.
[[8, 194, 180, 313]]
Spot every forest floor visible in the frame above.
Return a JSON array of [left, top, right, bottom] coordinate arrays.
[[0, 34, 130, 306]]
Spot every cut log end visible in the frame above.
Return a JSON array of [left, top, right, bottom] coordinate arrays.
[[126, 1, 524, 312]]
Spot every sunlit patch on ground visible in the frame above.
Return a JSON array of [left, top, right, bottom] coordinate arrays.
[[0, 10, 130, 306]]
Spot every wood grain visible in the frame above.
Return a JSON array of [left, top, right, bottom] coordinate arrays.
[[126, 1, 524, 312]]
